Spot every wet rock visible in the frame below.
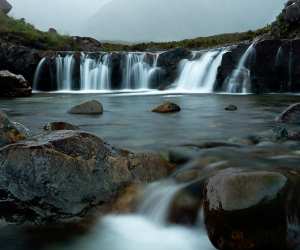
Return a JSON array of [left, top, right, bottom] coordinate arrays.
[[224, 104, 238, 111], [204, 169, 288, 250], [272, 126, 289, 141], [157, 48, 192, 88], [0, 130, 173, 223], [68, 100, 103, 115], [0, 112, 26, 147], [0, 0, 12, 14], [44, 122, 79, 131], [276, 103, 300, 123], [152, 102, 181, 113], [0, 70, 32, 97]]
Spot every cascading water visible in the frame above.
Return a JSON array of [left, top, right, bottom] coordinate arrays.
[[226, 43, 256, 94], [80, 53, 111, 91], [56, 54, 75, 91], [122, 53, 160, 89], [52, 180, 215, 250], [175, 49, 227, 93], [33, 57, 46, 91]]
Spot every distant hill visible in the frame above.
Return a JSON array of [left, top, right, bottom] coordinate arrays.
[[82, 0, 285, 42]]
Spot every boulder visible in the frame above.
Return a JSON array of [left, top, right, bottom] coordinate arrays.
[[48, 28, 58, 34], [0, 130, 173, 223], [282, 0, 300, 24], [0, 0, 12, 14], [68, 100, 103, 115], [0, 70, 32, 97], [44, 122, 79, 131], [0, 112, 27, 147], [152, 102, 181, 113], [204, 169, 288, 250], [224, 104, 238, 111], [166, 145, 300, 249], [276, 103, 300, 123]]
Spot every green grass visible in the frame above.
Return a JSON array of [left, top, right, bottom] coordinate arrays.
[[0, 12, 74, 50], [0, 11, 285, 52]]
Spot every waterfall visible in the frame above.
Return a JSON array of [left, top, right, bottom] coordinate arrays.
[[275, 46, 283, 67], [175, 49, 226, 93], [56, 54, 75, 91], [122, 53, 160, 89], [58, 179, 215, 250], [80, 53, 111, 91], [226, 43, 256, 94], [33, 57, 46, 91], [138, 181, 186, 224]]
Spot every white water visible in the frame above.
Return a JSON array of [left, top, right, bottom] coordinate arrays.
[[175, 50, 227, 93], [80, 53, 111, 90], [33, 57, 46, 91], [51, 180, 214, 250], [226, 43, 256, 93], [56, 54, 75, 91], [122, 53, 160, 89]]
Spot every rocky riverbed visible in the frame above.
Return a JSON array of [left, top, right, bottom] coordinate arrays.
[[0, 93, 299, 250]]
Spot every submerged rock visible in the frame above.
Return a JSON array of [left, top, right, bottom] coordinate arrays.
[[0, 130, 172, 223], [68, 100, 103, 115], [152, 102, 181, 113], [0, 70, 32, 97], [276, 103, 300, 123], [44, 122, 79, 131], [0, 112, 27, 147]]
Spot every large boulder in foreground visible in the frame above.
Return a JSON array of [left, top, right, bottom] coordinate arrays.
[[0, 111, 27, 147], [168, 145, 300, 250], [0, 0, 12, 14], [0, 130, 172, 223], [205, 169, 287, 250], [68, 100, 103, 115], [276, 103, 300, 123], [0, 70, 32, 97]]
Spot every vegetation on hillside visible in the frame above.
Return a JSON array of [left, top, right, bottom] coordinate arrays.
[[0, 12, 75, 50], [0, 8, 292, 52]]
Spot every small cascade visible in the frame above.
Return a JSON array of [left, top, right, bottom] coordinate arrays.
[[80, 53, 111, 91], [275, 46, 284, 67], [56, 54, 75, 91], [59, 179, 214, 250], [122, 53, 160, 89], [33, 57, 46, 91], [175, 49, 226, 92], [138, 181, 186, 224], [226, 43, 256, 93]]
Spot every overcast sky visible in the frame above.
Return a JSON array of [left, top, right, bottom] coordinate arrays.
[[9, 0, 286, 42]]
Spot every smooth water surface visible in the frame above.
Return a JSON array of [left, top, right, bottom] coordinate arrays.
[[1, 93, 299, 152]]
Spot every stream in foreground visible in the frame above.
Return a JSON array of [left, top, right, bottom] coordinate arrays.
[[0, 92, 300, 250]]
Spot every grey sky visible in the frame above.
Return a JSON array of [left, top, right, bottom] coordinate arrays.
[[9, 0, 286, 42]]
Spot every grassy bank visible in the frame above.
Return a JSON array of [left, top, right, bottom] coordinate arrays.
[[0, 12, 74, 50]]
